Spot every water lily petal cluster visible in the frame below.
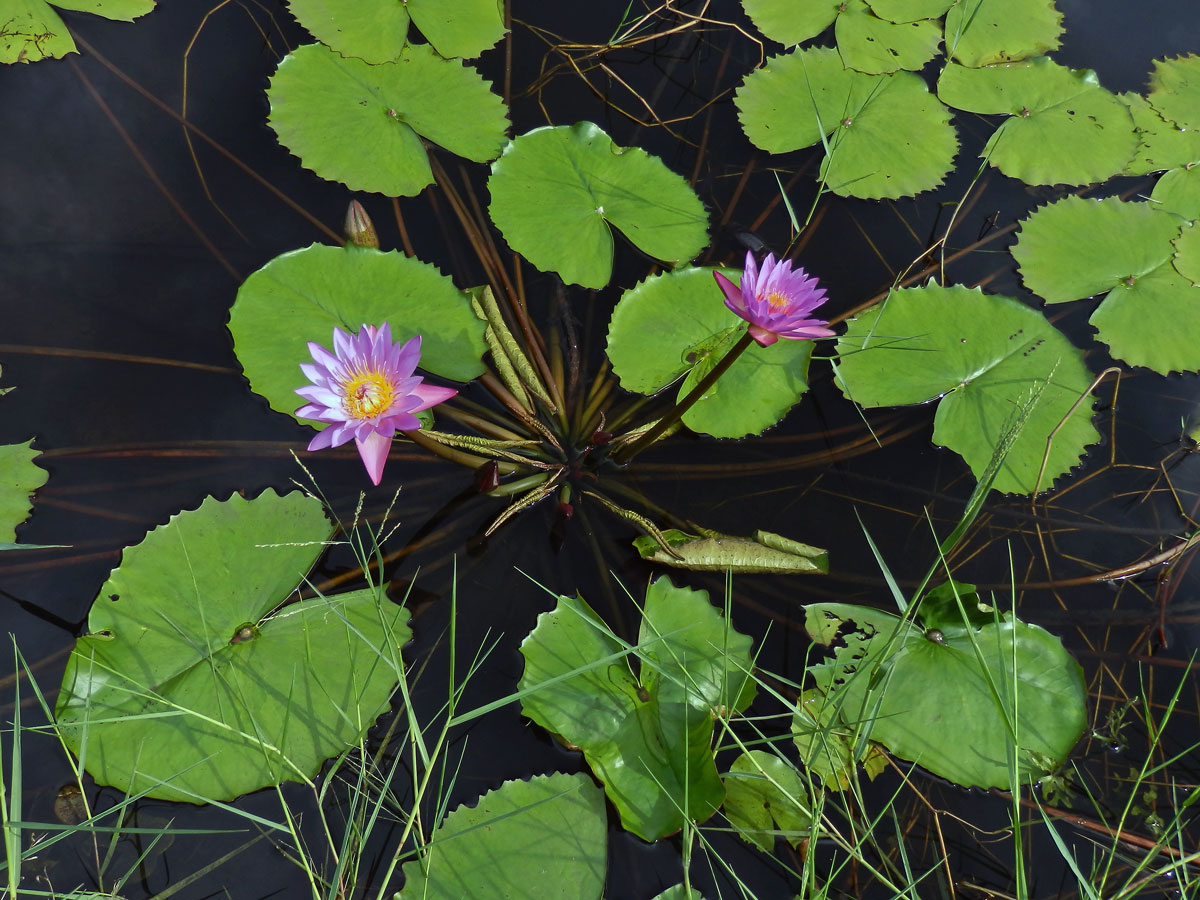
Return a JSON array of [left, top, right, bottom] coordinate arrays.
[[296, 323, 456, 485], [714, 250, 835, 347]]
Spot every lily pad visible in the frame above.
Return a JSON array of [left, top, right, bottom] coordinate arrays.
[[651, 887, 710, 900], [722, 750, 813, 851], [486, 123, 709, 289], [229, 243, 486, 423], [1173, 223, 1200, 285], [632, 529, 827, 574], [287, 0, 504, 62], [1088, 263, 1200, 374], [396, 773, 606, 900], [1, 0, 153, 64], [834, 284, 1100, 494], [741, 0, 838, 46], [867, 0, 954, 23], [937, 58, 1137, 185], [803, 593, 1086, 789], [836, 1, 942, 74], [518, 578, 755, 841], [1148, 55, 1200, 130], [55, 491, 412, 803], [1120, 93, 1200, 175], [0, 437, 48, 543], [267, 42, 508, 196], [1152, 164, 1200, 219], [943, 0, 1062, 68], [736, 47, 958, 199], [606, 267, 814, 438]]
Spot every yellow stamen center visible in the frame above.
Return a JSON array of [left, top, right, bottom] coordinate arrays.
[[765, 291, 791, 312], [342, 371, 396, 419]]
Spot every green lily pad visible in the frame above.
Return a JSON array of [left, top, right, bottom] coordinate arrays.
[[229, 243, 486, 423], [867, 0, 954, 23], [651, 887, 710, 900], [736, 47, 958, 199], [836, 0, 942, 74], [632, 529, 828, 574], [943, 0, 1062, 67], [287, 0, 504, 62], [606, 267, 814, 438], [1, 0, 153, 64], [1012, 196, 1182, 303], [804, 594, 1086, 789], [0, 437, 48, 543], [742, 0, 838, 45], [518, 578, 754, 841], [396, 773, 605, 900], [722, 750, 813, 851], [486, 123, 709, 289], [1089, 262, 1200, 374], [1152, 164, 1200, 219], [834, 284, 1100, 494], [55, 491, 412, 803], [1173, 223, 1200, 285], [1119, 93, 1200, 175], [267, 42, 508, 196], [1148, 55, 1200, 130], [937, 58, 1137, 185]]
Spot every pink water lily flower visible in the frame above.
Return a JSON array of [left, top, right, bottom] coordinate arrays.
[[295, 324, 457, 485], [713, 250, 836, 347]]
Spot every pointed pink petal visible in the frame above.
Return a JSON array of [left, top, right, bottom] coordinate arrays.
[[355, 429, 392, 485], [714, 271, 746, 312], [307, 427, 338, 451], [408, 382, 457, 413], [748, 325, 777, 347], [332, 327, 355, 361]]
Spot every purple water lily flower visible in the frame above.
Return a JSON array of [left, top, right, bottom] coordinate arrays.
[[713, 250, 836, 347], [295, 324, 457, 485]]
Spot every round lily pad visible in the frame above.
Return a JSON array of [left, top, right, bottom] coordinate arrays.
[[736, 47, 958, 199], [267, 42, 508, 196], [943, 0, 1062, 67], [937, 58, 1137, 185], [1, 0, 153, 63], [723, 751, 813, 851], [55, 491, 412, 803], [486, 123, 709, 289], [1173, 222, 1200, 284], [397, 773, 606, 900], [1152, 164, 1200, 219], [229, 243, 487, 424], [836, 0, 942, 74], [1148, 55, 1200, 130], [834, 284, 1100, 494], [606, 267, 815, 438], [1089, 262, 1200, 374], [742, 0, 838, 45], [867, 0, 953, 23], [1120, 92, 1200, 175], [0, 437, 47, 543]]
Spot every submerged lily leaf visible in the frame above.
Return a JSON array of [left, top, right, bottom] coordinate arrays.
[[55, 491, 412, 802], [606, 267, 813, 438], [397, 773, 606, 900], [268, 42, 508, 196], [803, 591, 1086, 790], [518, 578, 754, 840], [943, 0, 1062, 67], [229, 243, 487, 423], [1120, 93, 1200, 175], [1013, 196, 1200, 374], [1147, 55, 1200, 130], [1, 0, 153, 64], [487, 123, 709, 289], [736, 47, 958, 199], [632, 529, 827, 574], [722, 750, 813, 851], [287, 0, 504, 62], [651, 887, 711, 900], [0, 437, 48, 543], [834, 284, 1100, 494], [836, 0, 941, 74], [937, 58, 1136, 185]]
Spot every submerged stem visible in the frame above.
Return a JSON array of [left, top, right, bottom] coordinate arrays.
[[614, 328, 756, 464]]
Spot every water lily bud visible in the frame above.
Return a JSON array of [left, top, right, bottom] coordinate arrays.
[[344, 199, 379, 249]]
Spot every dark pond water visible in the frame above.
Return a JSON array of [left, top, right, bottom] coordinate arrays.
[[2, 0, 1200, 897]]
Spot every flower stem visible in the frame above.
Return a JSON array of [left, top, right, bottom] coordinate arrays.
[[614, 328, 756, 464]]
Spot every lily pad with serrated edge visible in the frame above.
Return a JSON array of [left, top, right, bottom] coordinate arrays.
[[267, 42, 508, 196], [1, 0, 153, 64], [836, 0, 941, 74], [803, 593, 1086, 790], [228, 243, 486, 425], [1089, 262, 1200, 374], [722, 750, 813, 851], [396, 773, 606, 900], [1119, 92, 1200, 175], [943, 0, 1062, 67], [0, 438, 48, 543], [1173, 224, 1200, 285], [834, 284, 1100, 494], [287, 0, 504, 62], [742, 0, 839, 46], [487, 123, 709, 289], [1152, 164, 1200, 219], [1148, 55, 1200, 130], [54, 491, 412, 803], [736, 47, 958, 199], [606, 267, 814, 438], [867, 0, 953, 23], [518, 578, 754, 841], [937, 58, 1137, 185], [1012, 196, 1182, 303]]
